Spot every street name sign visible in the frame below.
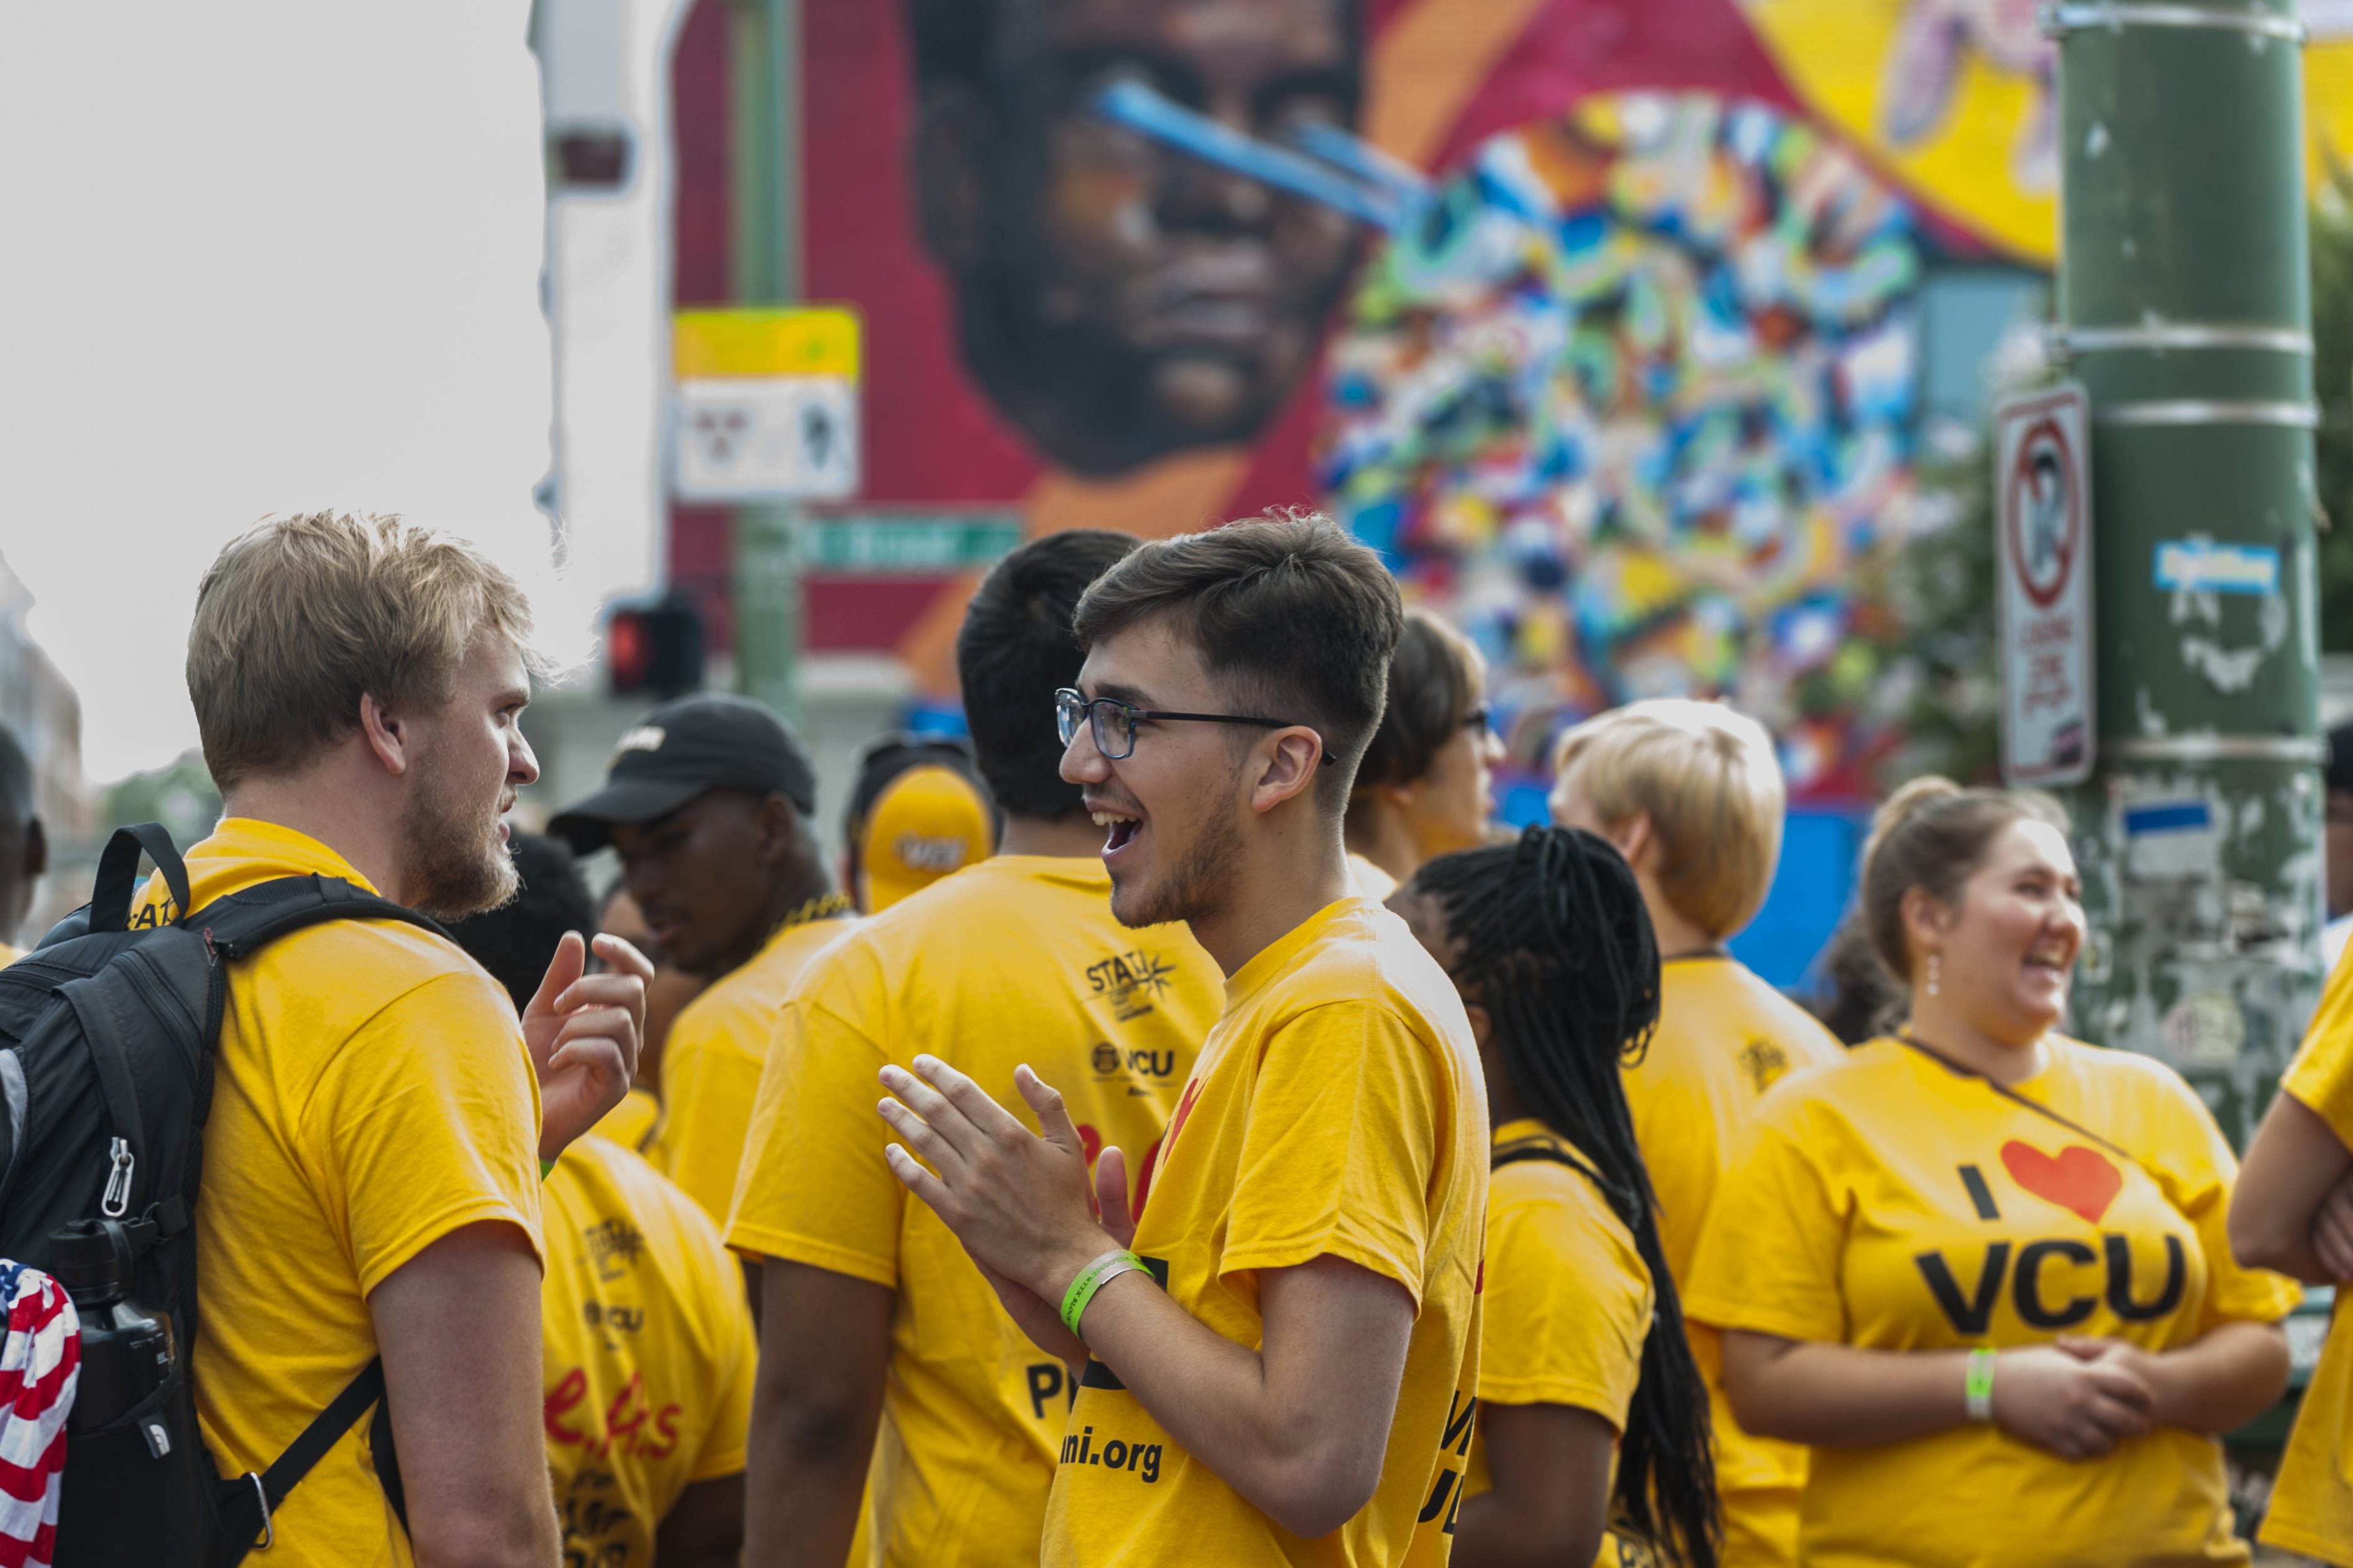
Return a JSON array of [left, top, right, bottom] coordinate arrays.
[[1996, 382, 2095, 787]]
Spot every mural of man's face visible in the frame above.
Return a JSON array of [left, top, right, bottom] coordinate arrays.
[[913, 0, 1362, 477]]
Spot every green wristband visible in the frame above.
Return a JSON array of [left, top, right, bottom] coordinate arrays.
[[1059, 1249, 1144, 1342], [1964, 1347, 1996, 1423]]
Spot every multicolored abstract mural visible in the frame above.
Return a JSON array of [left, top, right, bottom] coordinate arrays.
[[1320, 93, 1931, 791]]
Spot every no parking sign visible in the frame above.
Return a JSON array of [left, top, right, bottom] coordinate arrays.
[[1996, 383, 2094, 787]]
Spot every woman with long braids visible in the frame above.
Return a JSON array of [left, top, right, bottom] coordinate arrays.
[[1394, 826, 1719, 1567], [1685, 779, 2296, 1568]]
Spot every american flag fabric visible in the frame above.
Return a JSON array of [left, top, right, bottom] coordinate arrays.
[[0, 1263, 78, 1568]]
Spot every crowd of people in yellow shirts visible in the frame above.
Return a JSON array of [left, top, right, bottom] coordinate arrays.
[[0, 505, 2350, 1568]]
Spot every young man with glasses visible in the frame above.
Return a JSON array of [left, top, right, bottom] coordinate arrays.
[[879, 513, 1488, 1567], [728, 530, 1224, 1568]]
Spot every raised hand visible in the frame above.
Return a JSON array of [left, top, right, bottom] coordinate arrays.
[[880, 1057, 1132, 1357], [525, 931, 651, 1160]]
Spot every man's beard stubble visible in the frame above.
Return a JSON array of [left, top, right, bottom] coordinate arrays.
[[399, 759, 518, 921], [1113, 789, 1247, 933]]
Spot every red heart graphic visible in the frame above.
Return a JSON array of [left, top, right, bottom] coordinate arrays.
[[1077, 1123, 1103, 1169], [2000, 1140, 2122, 1225]]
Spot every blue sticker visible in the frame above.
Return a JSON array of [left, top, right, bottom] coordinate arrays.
[[2123, 800, 2212, 836], [2154, 540, 2279, 596]]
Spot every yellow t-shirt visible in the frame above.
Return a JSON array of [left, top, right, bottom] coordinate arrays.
[[133, 818, 545, 1568], [1624, 956, 1841, 1553], [595, 1086, 663, 1154], [1684, 1036, 2301, 1568], [1349, 852, 1399, 901], [653, 912, 858, 1223], [726, 854, 1223, 1568], [2263, 970, 2353, 1566], [541, 1132, 758, 1566], [1039, 895, 1488, 1568], [1464, 1121, 1653, 1568], [0, 942, 22, 967]]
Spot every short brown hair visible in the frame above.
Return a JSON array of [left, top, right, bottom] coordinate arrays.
[[1070, 511, 1403, 812], [1354, 609, 1484, 794], [187, 512, 543, 791], [1552, 699, 1784, 939], [1858, 777, 2068, 982]]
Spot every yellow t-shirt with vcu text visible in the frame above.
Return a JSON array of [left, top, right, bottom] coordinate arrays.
[[2262, 957, 2353, 1567], [541, 1132, 757, 1567], [1465, 1121, 1655, 1568], [651, 910, 858, 1224], [1684, 1036, 2300, 1568], [726, 854, 1224, 1568], [1623, 957, 1841, 1565], [1040, 895, 1488, 1568], [133, 819, 546, 1568]]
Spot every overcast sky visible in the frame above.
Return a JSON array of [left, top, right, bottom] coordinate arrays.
[[0, 4, 567, 784]]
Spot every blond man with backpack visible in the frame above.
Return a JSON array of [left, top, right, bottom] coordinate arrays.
[[8, 513, 651, 1566]]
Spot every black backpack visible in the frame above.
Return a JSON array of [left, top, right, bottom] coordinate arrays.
[[0, 824, 439, 1566]]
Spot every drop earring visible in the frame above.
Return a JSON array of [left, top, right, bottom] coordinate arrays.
[[1926, 952, 1941, 998]]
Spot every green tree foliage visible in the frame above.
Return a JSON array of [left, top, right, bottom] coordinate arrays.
[[101, 752, 221, 852]]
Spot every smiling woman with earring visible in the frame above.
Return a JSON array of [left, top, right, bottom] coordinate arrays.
[[1680, 778, 2299, 1568]]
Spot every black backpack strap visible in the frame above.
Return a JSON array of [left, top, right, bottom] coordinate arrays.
[[213, 1359, 390, 1566], [88, 824, 191, 932], [193, 875, 452, 959]]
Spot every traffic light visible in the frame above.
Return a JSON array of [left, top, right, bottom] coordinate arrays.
[[607, 595, 706, 697]]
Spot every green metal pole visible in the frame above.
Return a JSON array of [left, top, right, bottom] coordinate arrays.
[[2053, 0, 2324, 1145], [730, 0, 802, 722]]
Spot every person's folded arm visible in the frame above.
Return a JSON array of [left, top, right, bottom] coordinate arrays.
[[2230, 1088, 2353, 1283], [1720, 1328, 2157, 1463]]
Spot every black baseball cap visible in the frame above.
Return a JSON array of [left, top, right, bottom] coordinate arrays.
[[549, 693, 818, 853]]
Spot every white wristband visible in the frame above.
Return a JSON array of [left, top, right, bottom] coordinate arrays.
[[1964, 1347, 1996, 1424]]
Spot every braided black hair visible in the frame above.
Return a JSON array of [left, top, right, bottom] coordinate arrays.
[[1411, 826, 1719, 1568]]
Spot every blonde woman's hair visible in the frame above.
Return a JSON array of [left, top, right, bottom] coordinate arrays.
[[186, 512, 544, 792], [1551, 698, 1784, 939], [1857, 777, 2068, 983]]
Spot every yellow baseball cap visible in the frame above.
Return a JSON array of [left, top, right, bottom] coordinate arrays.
[[861, 764, 994, 911]]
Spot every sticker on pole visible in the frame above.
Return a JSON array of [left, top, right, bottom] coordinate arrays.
[[1996, 382, 2094, 787], [671, 308, 861, 502]]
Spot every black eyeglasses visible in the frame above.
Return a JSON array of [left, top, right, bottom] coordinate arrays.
[[1055, 687, 1335, 764], [1463, 705, 1491, 732]]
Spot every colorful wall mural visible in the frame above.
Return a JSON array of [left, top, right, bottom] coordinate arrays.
[[668, 0, 2353, 799]]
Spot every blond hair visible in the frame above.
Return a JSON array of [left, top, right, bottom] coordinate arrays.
[[186, 512, 542, 791], [1551, 699, 1784, 939]]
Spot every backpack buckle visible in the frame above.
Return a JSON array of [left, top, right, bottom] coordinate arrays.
[[101, 1138, 134, 1219], [243, 1471, 273, 1549]]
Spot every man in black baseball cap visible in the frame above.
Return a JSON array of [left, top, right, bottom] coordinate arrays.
[[550, 693, 856, 1228]]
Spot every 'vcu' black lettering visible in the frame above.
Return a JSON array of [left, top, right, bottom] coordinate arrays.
[[1916, 1242, 2010, 1336], [2013, 1238, 2097, 1329], [1441, 1390, 1478, 1458], [2105, 1233, 2185, 1322]]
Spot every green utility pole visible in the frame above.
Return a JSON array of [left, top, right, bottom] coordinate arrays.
[[730, 0, 801, 721], [2051, 0, 2324, 1145]]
